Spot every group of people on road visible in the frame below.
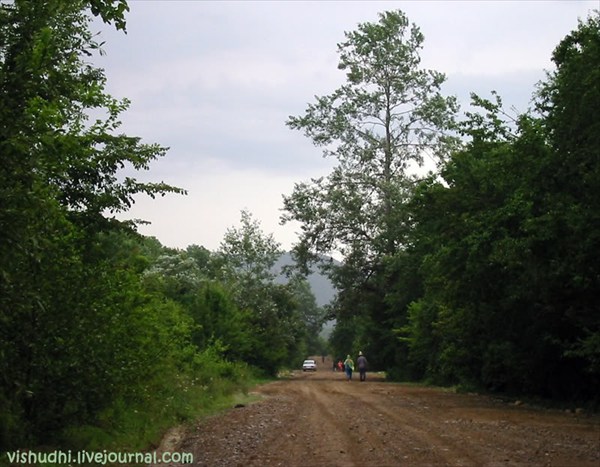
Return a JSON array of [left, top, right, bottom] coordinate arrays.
[[334, 351, 368, 382]]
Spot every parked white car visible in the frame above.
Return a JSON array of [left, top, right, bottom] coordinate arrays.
[[302, 359, 317, 371]]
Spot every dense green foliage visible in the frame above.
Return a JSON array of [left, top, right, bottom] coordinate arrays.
[[401, 13, 599, 399], [0, 0, 185, 449], [288, 10, 599, 402], [0, 0, 324, 453], [218, 210, 324, 374]]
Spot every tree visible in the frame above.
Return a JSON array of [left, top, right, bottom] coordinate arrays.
[[218, 210, 290, 373], [281, 10, 458, 370], [219, 209, 281, 294], [141, 245, 254, 362], [283, 9, 457, 268], [399, 12, 600, 398], [532, 11, 600, 392], [0, 1, 184, 227], [286, 277, 326, 355], [0, 0, 186, 446], [404, 96, 539, 389]]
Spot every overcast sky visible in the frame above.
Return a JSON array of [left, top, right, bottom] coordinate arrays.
[[95, 0, 597, 252]]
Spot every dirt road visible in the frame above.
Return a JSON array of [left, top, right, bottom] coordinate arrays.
[[160, 357, 599, 466]]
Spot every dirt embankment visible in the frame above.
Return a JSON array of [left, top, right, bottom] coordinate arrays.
[[154, 357, 600, 466]]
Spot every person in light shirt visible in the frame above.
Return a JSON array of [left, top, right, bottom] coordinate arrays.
[[343, 355, 354, 381]]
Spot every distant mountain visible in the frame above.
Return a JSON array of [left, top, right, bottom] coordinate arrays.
[[273, 252, 337, 307]]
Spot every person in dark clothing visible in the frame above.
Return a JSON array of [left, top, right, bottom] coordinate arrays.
[[357, 351, 368, 382]]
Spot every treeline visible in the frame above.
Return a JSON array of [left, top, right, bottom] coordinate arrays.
[[0, 0, 324, 452], [286, 10, 599, 401]]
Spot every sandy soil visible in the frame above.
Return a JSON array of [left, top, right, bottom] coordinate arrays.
[[154, 356, 600, 467]]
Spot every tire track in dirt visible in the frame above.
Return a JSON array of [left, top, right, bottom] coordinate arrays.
[[250, 377, 372, 466], [278, 381, 361, 466], [326, 381, 485, 466], [302, 378, 400, 466], [357, 385, 515, 465]]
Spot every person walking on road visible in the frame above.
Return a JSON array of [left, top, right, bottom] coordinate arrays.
[[357, 351, 368, 382], [344, 355, 354, 381]]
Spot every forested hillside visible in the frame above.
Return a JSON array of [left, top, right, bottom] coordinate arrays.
[[284, 10, 600, 402], [274, 252, 337, 307]]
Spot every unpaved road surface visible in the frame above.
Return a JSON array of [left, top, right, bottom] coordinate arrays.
[[158, 357, 599, 466]]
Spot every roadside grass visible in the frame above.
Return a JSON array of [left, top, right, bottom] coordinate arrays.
[[0, 390, 258, 467], [61, 386, 241, 452], [0, 363, 270, 467]]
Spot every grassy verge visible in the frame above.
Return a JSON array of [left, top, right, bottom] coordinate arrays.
[[0, 360, 272, 467], [62, 369, 268, 453]]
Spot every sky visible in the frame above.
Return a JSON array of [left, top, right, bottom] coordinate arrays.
[[94, 0, 597, 252]]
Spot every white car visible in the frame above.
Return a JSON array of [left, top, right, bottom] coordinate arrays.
[[302, 359, 317, 371]]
